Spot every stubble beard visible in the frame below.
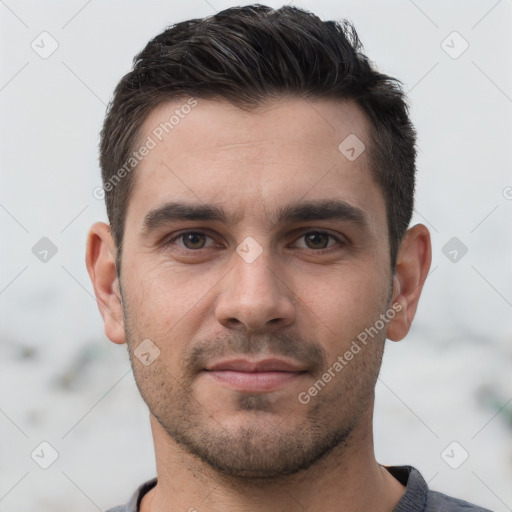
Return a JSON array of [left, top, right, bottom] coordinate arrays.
[[124, 332, 382, 482], [151, 379, 360, 481], [119, 280, 388, 482]]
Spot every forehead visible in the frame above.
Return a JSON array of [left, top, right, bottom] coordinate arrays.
[[125, 96, 386, 235]]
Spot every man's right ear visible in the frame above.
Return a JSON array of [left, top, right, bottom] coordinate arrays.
[[85, 222, 126, 345]]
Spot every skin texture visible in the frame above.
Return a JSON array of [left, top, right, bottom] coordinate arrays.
[[86, 97, 431, 512]]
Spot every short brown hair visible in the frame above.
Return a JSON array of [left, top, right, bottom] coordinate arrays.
[[99, 4, 417, 272]]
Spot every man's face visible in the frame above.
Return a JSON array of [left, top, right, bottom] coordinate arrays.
[[118, 97, 394, 478]]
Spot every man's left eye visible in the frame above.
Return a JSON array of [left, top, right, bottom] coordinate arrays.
[[293, 232, 339, 250]]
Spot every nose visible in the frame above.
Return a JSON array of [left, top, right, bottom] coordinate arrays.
[[214, 248, 296, 333]]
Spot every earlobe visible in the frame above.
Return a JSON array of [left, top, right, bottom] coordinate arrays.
[[387, 224, 432, 342], [85, 222, 127, 345]]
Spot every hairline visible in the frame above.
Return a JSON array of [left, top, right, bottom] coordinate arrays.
[[114, 93, 398, 276]]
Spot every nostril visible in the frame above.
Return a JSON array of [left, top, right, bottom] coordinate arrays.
[[225, 318, 243, 327]]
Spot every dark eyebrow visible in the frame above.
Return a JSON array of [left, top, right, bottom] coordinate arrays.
[[141, 199, 369, 235], [142, 202, 237, 234], [273, 199, 368, 225]]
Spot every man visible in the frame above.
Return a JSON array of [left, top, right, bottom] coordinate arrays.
[[86, 5, 492, 512]]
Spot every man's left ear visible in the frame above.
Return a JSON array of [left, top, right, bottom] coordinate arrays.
[[387, 224, 432, 342]]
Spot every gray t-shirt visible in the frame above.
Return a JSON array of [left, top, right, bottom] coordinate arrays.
[[105, 465, 494, 511]]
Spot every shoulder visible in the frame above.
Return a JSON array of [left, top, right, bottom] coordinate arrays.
[[385, 465, 494, 512], [104, 478, 157, 512], [426, 489, 494, 512]]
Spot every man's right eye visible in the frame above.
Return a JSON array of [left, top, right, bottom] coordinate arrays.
[[164, 231, 216, 250], [179, 232, 208, 249]]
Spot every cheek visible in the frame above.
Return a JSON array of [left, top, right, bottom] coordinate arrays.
[[295, 262, 389, 336], [122, 257, 220, 343]]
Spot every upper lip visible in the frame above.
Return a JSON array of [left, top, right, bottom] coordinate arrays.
[[205, 358, 307, 373]]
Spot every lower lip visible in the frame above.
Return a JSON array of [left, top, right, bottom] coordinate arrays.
[[205, 370, 306, 392]]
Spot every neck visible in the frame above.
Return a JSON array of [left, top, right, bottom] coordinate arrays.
[[141, 405, 405, 512]]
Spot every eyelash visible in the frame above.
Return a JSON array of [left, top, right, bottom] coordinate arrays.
[[162, 229, 345, 254]]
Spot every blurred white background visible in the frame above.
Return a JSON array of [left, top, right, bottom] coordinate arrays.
[[1, 1, 511, 510]]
